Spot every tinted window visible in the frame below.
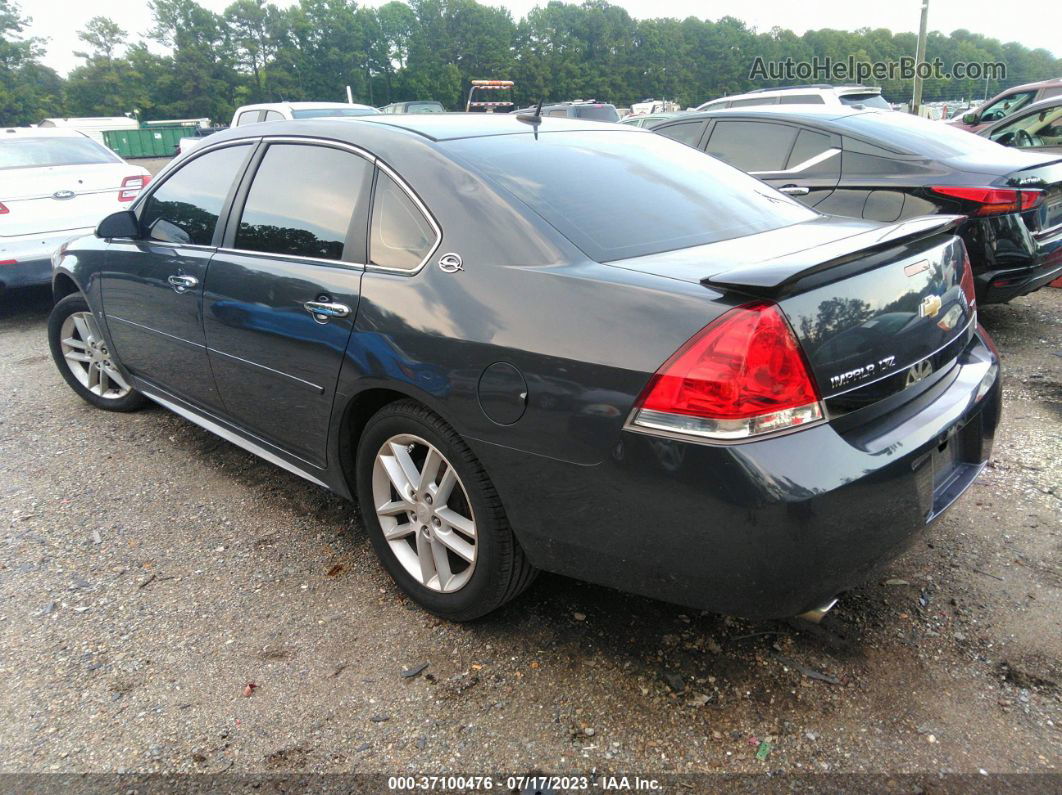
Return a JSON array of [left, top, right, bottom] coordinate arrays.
[[369, 171, 437, 270], [407, 102, 445, 113], [706, 121, 798, 171], [445, 130, 816, 261], [290, 107, 379, 118], [141, 144, 250, 246], [263, 110, 284, 121], [236, 144, 371, 261], [656, 121, 703, 146], [779, 94, 826, 105], [547, 108, 570, 118], [838, 111, 1026, 159], [572, 105, 619, 122], [786, 129, 834, 168], [0, 137, 118, 169], [236, 110, 262, 126], [730, 97, 776, 107], [839, 93, 891, 109]]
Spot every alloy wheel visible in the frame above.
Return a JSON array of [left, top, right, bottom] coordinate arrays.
[[59, 312, 132, 400], [372, 434, 477, 593]]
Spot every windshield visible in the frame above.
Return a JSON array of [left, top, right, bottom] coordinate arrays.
[[290, 108, 380, 118], [444, 130, 816, 261], [840, 92, 891, 109], [837, 111, 1014, 159], [0, 137, 119, 169]]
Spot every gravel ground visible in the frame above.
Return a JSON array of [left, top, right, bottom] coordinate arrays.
[[0, 283, 1058, 781]]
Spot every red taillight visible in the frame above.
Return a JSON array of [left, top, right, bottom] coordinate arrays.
[[959, 249, 977, 308], [0, 259, 16, 266], [931, 185, 1042, 217], [118, 174, 150, 202], [631, 302, 823, 441], [0, 201, 8, 214]]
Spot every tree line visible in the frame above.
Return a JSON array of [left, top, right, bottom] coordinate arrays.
[[2, 0, 1059, 126]]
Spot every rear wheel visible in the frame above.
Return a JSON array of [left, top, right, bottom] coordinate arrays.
[[48, 294, 147, 412], [356, 400, 536, 620]]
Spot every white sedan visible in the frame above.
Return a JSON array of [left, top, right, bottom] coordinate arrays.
[[1, 128, 150, 291]]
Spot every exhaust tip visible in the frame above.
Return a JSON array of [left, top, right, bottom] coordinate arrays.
[[796, 597, 839, 624]]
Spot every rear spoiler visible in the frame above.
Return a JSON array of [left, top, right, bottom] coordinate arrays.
[[703, 215, 965, 294]]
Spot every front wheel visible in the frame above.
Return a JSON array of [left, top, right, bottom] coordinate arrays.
[[48, 294, 147, 412], [355, 400, 537, 621]]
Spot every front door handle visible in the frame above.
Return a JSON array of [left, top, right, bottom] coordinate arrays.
[[779, 185, 810, 196], [167, 274, 199, 293], [304, 300, 351, 323]]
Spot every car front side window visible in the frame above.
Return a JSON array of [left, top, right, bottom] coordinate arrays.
[[139, 144, 251, 246]]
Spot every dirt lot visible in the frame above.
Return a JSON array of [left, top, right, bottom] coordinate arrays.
[[0, 282, 1058, 782]]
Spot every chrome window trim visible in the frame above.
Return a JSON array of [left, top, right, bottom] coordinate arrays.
[[213, 245, 367, 271], [132, 137, 261, 213], [750, 147, 841, 176], [368, 158, 443, 276]]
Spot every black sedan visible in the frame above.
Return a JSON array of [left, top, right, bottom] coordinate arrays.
[[48, 115, 1000, 622], [652, 107, 1062, 304]]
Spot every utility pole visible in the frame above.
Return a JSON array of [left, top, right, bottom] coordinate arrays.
[[911, 0, 930, 116]]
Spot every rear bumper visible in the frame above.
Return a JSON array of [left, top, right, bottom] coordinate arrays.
[[965, 214, 1062, 304], [477, 331, 1001, 619], [977, 258, 1062, 304], [0, 228, 94, 289]]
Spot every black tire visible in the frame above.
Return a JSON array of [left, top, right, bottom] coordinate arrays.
[[355, 400, 537, 621], [48, 294, 148, 412]]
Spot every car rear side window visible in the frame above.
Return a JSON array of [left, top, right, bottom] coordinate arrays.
[[369, 171, 438, 270], [729, 97, 777, 107], [235, 144, 372, 262], [0, 137, 118, 169], [445, 130, 816, 261], [786, 129, 834, 169], [656, 121, 704, 146], [779, 94, 826, 105], [236, 110, 262, 126], [263, 110, 284, 121], [706, 121, 798, 171], [140, 144, 251, 246]]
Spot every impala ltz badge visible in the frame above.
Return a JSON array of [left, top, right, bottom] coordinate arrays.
[[52, 190, 76, 200], [919, 294, 942, 319], [438, 253, 463, 273], [905, 359, 934, 387]]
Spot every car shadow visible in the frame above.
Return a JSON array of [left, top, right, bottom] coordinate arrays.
[[0, 285, 52, 326]]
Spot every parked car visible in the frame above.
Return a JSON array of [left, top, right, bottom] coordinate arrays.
[[49, 114, 999, 623], [693, 84, 890, 112], [38, 116, 138, 146], [980, 96, 1062, 155], [510, 101, 619, 122], [619, 112, 689, 129], [177, 125, 229, 156], [949, 78, 1062, 132], [0, 128, 150, 291], [230, 101, 379, 127], [652, 107, 1062, 304], [379, 101, 446, 114]]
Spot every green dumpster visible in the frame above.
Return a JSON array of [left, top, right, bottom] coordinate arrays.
[[102, 126, 187, 158]]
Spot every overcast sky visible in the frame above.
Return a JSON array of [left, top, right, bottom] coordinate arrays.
[[26, 0, 1062, 76]]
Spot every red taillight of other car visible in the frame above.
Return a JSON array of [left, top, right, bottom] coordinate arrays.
[[0, 201, 9, 214], [630, 302, 823, 441], [930, 186, 1042, 217], [960, 248, 977, 310], [118, 174, 151, 202]]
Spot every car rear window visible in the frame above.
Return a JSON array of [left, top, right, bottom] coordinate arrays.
[[0, 137, 118, 169], [572, 105, 619, 122], [839, 93, 891, 109], [444, 130, 816, 261], [837, 110, 1020, 158], [290, 108, 379, 118]]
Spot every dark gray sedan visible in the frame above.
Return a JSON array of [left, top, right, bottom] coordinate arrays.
[[48, 115, 1001, 622]]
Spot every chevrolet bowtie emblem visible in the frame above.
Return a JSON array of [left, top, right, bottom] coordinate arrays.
[[919, 294, 942, 319]]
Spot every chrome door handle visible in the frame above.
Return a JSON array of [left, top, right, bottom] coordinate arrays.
[[167, 274, 199, 293], [304, 300, 351, 322], [779, 185, 810, 196]]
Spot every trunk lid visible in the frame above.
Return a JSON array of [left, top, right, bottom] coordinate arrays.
[[609, 214, 976, 409], [0, 163, 146, 237], [1000, 157, 1062, 233]]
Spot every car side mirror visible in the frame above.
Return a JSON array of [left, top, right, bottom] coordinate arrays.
[[96, 210, 140, 239], [962, 112, 979, 125]]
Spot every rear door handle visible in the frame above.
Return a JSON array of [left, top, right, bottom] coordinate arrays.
[[304, 300, 351, 323], [779, 185, 810, 196], [167, 274, 198, 293]]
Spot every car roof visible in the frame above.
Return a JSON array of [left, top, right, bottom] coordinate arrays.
[[1004, 76, 1062, 92], [339, 113, 629, 141], [239, 101, 377, 112], [662, 106, 878, 124], [2, 126, 91, 139]]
